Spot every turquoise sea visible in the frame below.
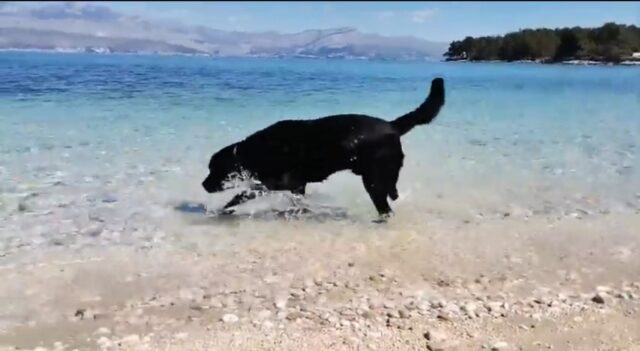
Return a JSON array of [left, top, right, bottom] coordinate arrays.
[[1, 52, 639, 260]]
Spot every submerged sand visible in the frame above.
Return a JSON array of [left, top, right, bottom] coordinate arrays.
[[1, 213, 639, 351]]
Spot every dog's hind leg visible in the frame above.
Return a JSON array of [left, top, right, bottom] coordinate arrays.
[[373, 139, 404, 202], [359, 136, 404, 219], [385, 163, 401, 201], [362, 169, 393, 218], [386, 138, 404, 202]]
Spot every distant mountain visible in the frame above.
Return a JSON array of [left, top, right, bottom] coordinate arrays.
[[0, 2, 447, 60]]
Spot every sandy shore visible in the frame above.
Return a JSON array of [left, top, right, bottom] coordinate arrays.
[[1, 213, 639, 351]]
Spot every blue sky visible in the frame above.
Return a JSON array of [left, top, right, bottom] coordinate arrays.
[[105, 1, 638, 42]]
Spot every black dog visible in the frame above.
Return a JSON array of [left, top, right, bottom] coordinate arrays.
[[203, 77, 445, 218]]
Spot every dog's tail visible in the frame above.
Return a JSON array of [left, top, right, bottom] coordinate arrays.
[[391, 78, 445, 136]]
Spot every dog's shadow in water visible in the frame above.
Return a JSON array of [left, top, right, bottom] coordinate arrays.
[[173, 200, 352, 224]]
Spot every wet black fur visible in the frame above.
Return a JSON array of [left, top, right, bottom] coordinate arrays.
[[203, 78, 445, 218]]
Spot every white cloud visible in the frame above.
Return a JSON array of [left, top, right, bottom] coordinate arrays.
[[375, 10, 396, 19], [321, 2, 335, 15], [0, 2, 122, 21], [373, 8, 438, 24], [410, 9, 437, 23], [0, 1, 27, 15]]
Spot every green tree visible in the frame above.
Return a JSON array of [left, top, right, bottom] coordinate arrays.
[[498, 33, 532, 61], [443, 22, 638, 63], [554, 29, 581, 61]]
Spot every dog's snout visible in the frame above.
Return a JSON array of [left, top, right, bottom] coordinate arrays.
[[202, 175, 223, 193], [202, 178, 213, 193]]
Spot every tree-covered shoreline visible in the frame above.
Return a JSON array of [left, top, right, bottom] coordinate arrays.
[[444, 23, 640, 64]]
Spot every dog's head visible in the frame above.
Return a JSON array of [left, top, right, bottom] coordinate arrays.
[[202, 143, 242, 193]]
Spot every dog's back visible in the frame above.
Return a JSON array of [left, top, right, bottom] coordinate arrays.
[[236, 114, 397, 181]]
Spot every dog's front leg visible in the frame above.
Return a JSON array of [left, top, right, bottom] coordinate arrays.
[[220, 186, 268, 214], [222, 191, 255, 210]]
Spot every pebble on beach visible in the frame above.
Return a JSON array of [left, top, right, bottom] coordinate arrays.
[[591, 293, 606, 304], [221, 314, 239, 324], [491, 341, 509, 351]]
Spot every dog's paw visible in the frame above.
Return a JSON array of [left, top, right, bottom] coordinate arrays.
[[372, 212, 393, 224], [215, 208, 236, 216]]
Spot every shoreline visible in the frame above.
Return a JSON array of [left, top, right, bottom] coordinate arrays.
[[445, 58, 640, 66], [0, 48, 438, 62], [4, 49, 639, 66]]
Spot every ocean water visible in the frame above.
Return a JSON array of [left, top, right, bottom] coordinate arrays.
[[1, 52, 639, 260]]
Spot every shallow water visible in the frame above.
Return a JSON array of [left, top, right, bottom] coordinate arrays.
[[1, 52, 639, 261]]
